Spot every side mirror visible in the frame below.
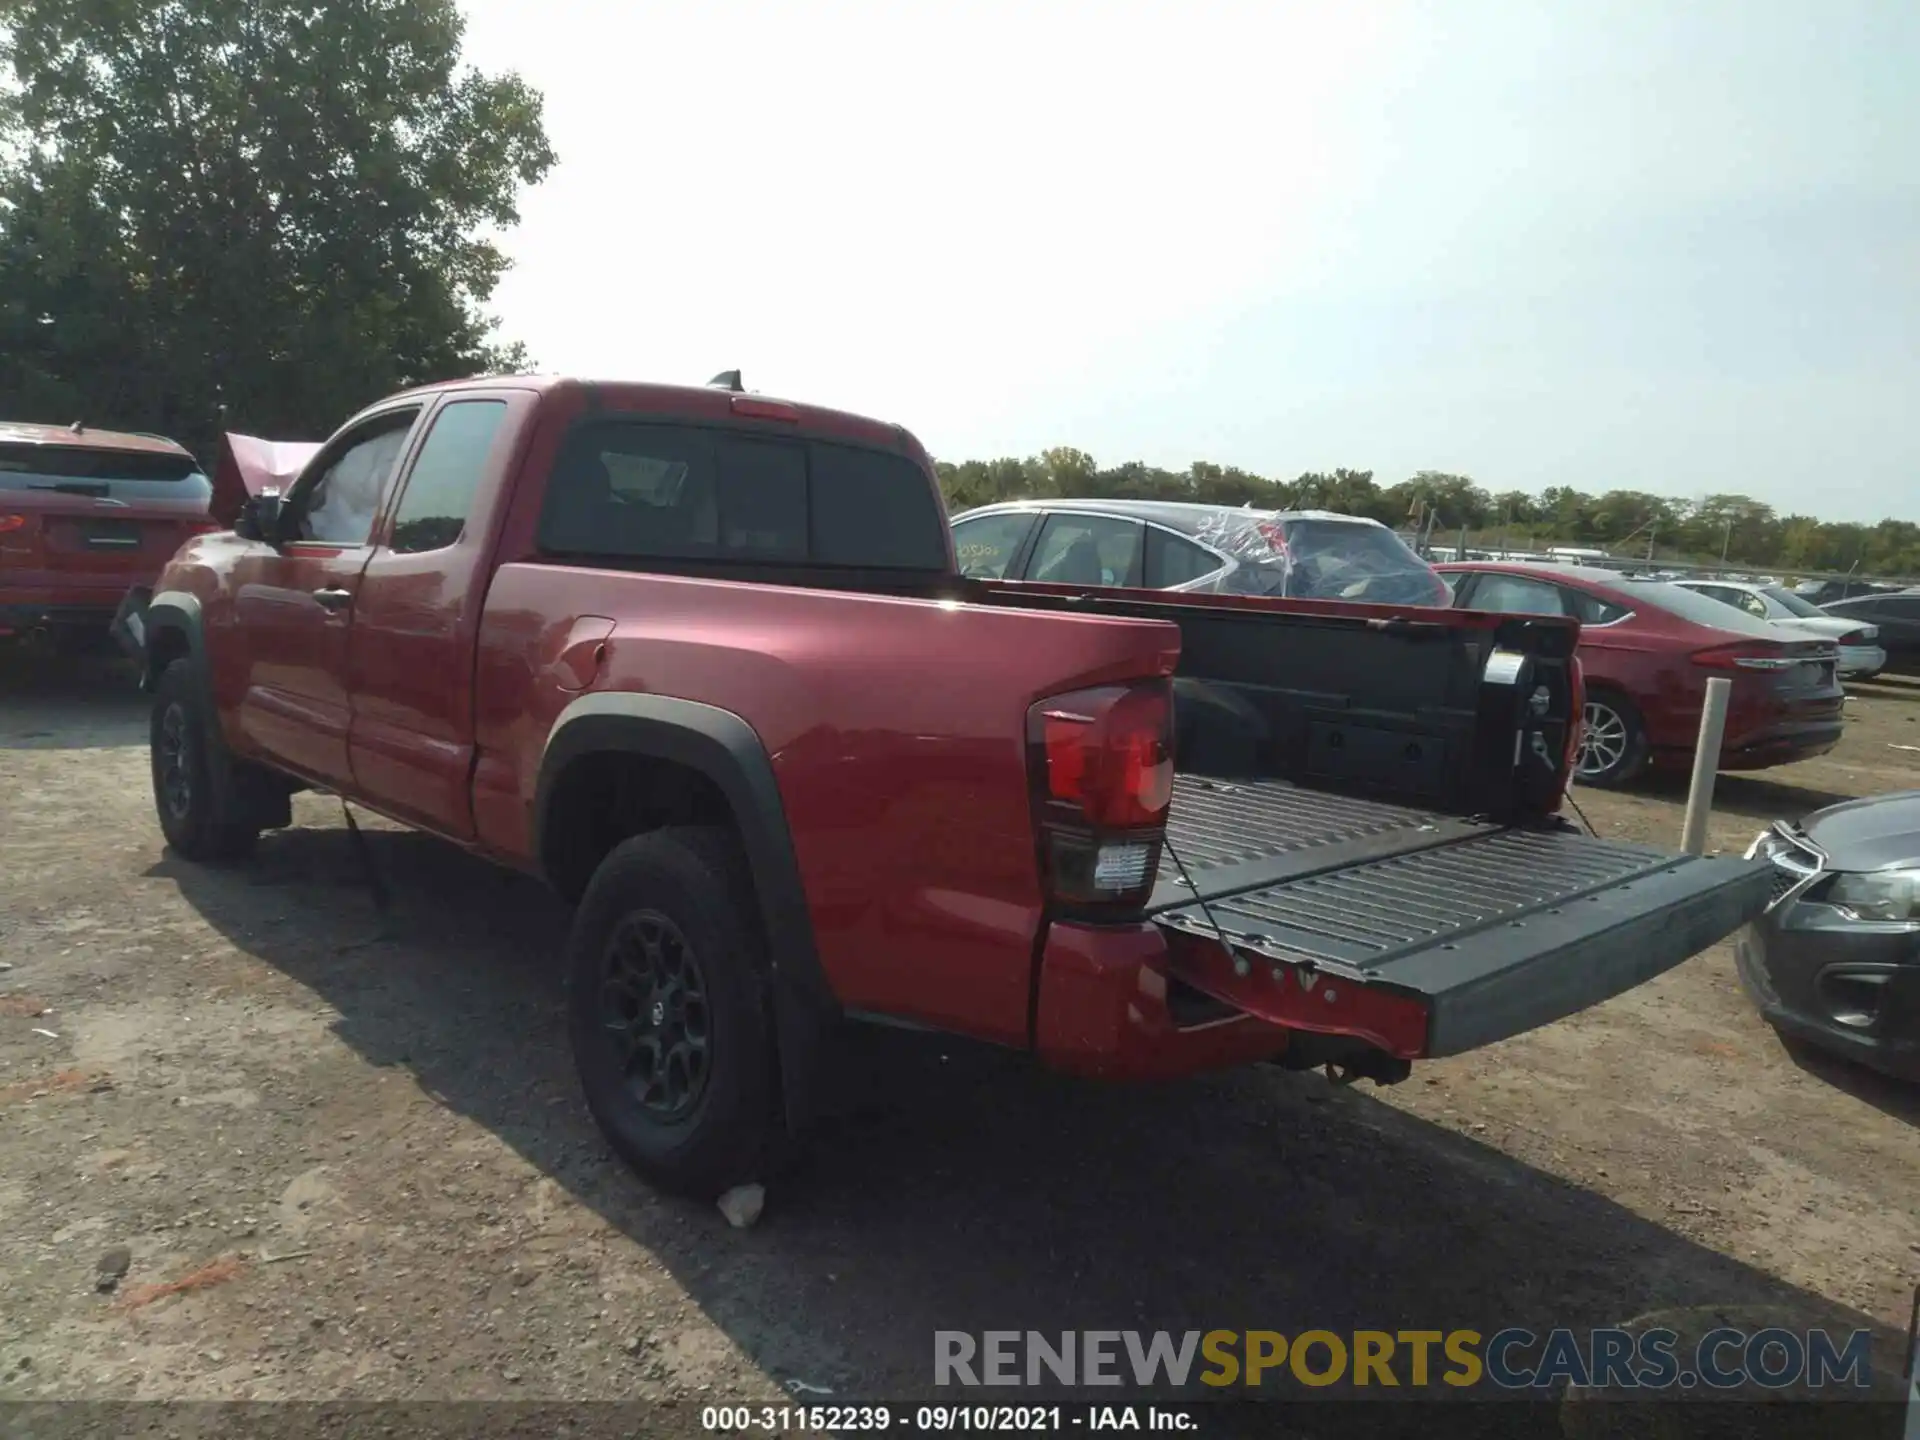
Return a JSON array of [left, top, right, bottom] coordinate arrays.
[[235, 489, 285, 544]]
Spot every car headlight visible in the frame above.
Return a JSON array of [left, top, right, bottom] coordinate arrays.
[[1823, 869, 1920, 922]]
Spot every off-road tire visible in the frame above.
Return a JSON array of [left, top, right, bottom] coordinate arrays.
[[567, 826, 780, 1199], [150, 659, 261, 861]]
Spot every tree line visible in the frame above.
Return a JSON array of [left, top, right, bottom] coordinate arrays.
[[935, 450, 1920, 578], [0, 0, 553, 466]]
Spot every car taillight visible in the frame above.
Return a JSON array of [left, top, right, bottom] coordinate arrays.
[[1691, 643, 1797, 672], [1027, 679, 1174, 912], [1839, 628, 1875, 645], [0, 514, 26, 534]]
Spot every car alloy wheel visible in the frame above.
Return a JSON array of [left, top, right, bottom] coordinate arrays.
[[1577, 699, 1630, 779]]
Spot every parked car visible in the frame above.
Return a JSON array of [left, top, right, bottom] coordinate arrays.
[[0, 421, 217, 652], [1821, 588, 1920, 676], [113, 374, 1766, 1198], [1435, 562, 1845, 788], [1795, 578, 1900, 608], [1668, 578, 1886, 679], [1740, 796, 1920, 1081], [950, 499, 1452, 607]]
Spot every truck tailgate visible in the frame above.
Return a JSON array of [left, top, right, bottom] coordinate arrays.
[[1150, 776, 1770, 1057]]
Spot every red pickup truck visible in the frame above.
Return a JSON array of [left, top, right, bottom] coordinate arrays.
[[115, 374, 1770, 1198]]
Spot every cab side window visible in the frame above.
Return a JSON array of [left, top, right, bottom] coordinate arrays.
[[387, 400, 508, 554], [297, 413, 419, 544]]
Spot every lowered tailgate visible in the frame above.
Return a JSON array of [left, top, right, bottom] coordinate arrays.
[[1150, 775, 1770, 1057]]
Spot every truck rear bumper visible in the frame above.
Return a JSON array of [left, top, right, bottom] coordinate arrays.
[[1032, 921, 1291, 1080]]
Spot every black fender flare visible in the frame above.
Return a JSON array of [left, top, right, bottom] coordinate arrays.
[[533, 693, 842, 1135], [137, 588, 208, 692]]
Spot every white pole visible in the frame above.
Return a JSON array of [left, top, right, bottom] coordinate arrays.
[[1681, 678, 1733, 855]]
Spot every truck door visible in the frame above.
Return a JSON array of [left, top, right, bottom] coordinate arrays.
[[228, 407, 422, 788], [344, 391, 532, 839]]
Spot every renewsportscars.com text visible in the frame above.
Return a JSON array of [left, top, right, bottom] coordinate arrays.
[[933, 1327, 1877, 1392]]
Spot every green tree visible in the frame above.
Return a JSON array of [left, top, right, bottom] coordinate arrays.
[[0, 0, 555, 459], [1383, 471, 1489, 531]]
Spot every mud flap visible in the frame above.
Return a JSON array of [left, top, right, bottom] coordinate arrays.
[[1155, 825, 1773, 1058], [111, 585, 152, 671]]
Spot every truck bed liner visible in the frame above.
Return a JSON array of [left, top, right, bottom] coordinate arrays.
[[1151, 774, 1498, 913]]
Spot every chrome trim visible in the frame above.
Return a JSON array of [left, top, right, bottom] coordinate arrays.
[[1753, 821, 1827, 911]]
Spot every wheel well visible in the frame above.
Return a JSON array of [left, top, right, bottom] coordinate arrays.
[[1582, 684, 1636, 715], [541, 750, 742, 903], [146, 626, 190, 687]]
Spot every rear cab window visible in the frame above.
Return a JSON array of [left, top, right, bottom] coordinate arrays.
[[0, 443, 211, 503], [537, 422, 948, 570]]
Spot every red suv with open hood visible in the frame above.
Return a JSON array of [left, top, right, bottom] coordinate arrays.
[[0, 421, 218, 651]]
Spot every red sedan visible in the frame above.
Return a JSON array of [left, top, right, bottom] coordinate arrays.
[[1437, 563, 1845, 787]]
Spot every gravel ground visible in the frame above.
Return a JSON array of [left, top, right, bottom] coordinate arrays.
[[1, 652, 1916, 1404]]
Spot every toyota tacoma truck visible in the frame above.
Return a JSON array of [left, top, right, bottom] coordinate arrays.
[[115, 374, 1772, 1197]]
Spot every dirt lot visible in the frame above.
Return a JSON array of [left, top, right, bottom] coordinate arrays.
[[1, 653, 1917, 1404]]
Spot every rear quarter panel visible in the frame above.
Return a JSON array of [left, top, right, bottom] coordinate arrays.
[[1569, 614, 1711, 752], [473, 564, 1181, 1045]]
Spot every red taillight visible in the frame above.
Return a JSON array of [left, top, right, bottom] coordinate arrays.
[[1838, 629, 1870, 646], [1028, 680, 1174, 910], [1036, 684, 1173, 827], [0, 514, 26, 534], [1691, 643, 1796, 673]]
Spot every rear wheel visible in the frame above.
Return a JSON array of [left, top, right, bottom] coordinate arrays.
[[566, 827, 779, 1199], [1573, 690, 1648, 789], [150, 659, 261, 860]]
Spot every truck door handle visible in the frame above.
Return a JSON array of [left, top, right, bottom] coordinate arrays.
[[313, 587, 353, 612]]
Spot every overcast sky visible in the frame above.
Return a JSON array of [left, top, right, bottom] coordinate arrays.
[[457, 0, 1918, 523]]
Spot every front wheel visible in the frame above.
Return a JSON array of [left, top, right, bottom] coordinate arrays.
[[150, 659, 261, 860], [566, 827, 780, 1199], [1573, 691, 1648, 789]]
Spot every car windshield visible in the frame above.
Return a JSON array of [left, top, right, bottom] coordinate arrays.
[[1761, 585, 1827, 618], [1615, 578, 1783, 637], [0, 443, 211, 503]]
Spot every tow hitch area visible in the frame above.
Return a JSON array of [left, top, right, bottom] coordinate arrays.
[[1154, 825, 1772, 1058]]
